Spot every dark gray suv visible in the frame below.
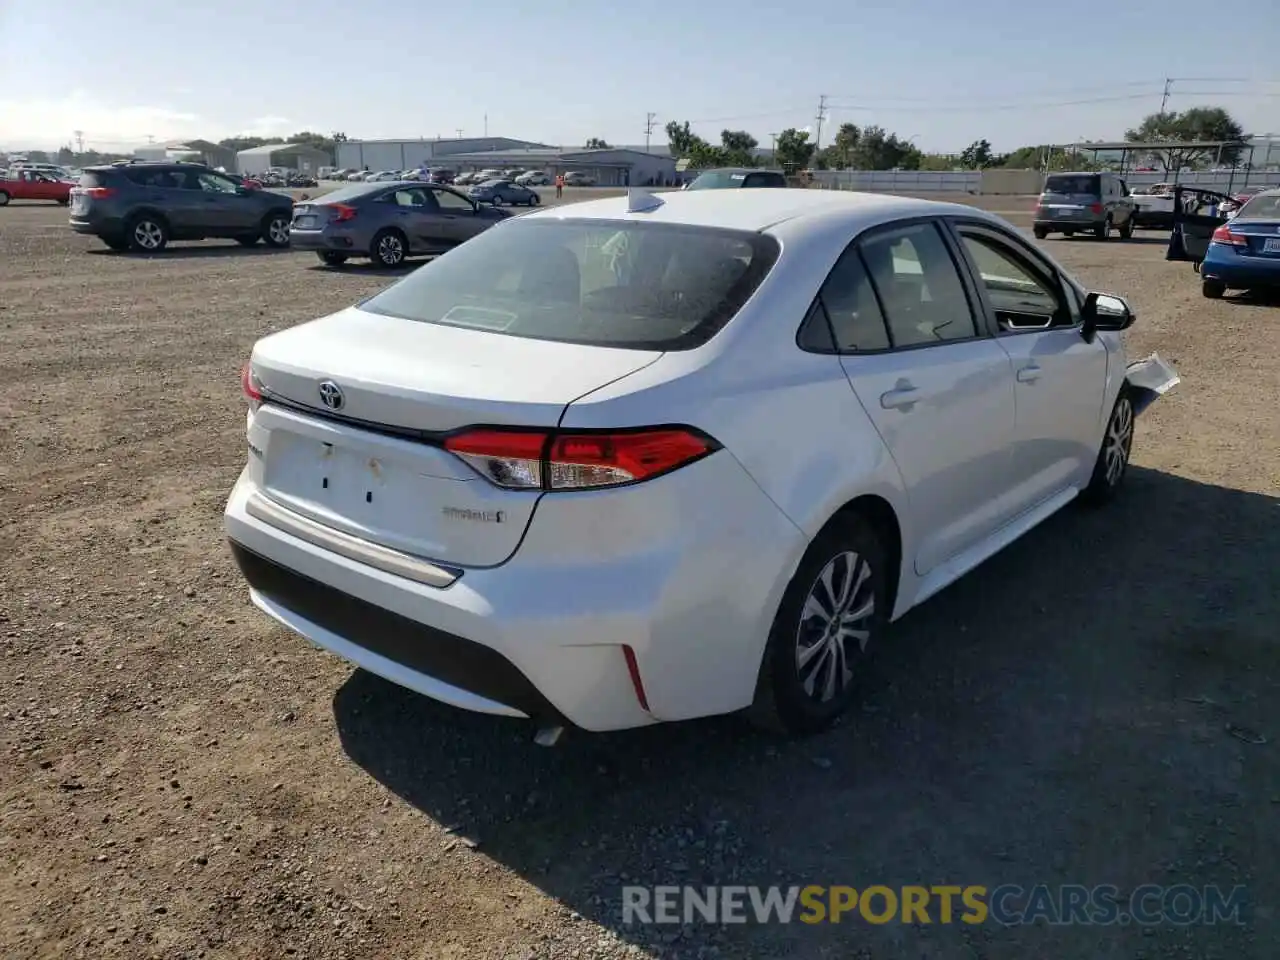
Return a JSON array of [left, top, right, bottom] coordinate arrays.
[[69, 161, 295, 252]]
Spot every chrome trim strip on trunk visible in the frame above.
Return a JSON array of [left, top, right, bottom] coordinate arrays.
[[245, 491, 460, 588]]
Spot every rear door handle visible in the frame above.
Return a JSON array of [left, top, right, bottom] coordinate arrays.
[[1016, 364, 1042, 383], [879, 384, 920, 410]]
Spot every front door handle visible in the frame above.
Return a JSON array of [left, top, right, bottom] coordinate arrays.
[[1016, 364, 1042, 383], [879, 382, 920, 410]]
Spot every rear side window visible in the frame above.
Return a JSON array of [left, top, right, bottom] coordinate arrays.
[[858, 222, 977, 347], [743, 172, 786, 188], [1043, 174, 1100, 196], [360, 218, 780, 351], [798, 247, 891, 352]]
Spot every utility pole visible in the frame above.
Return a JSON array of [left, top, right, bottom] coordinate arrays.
[[74, 130, 84, 153], [484, 114, 488, 138], [456, 128, 463, 139], [1159, 78, 1172, 115], [769, 132, 778, 155], [644, 112, 657, 152], [814, 94, 828, 150]]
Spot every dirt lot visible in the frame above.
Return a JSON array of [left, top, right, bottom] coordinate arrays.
[[2, 192, 1278, 960]]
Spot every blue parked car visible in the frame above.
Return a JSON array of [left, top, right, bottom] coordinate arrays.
[[467, 179, 541, 207], [1168, 185, 1280, 299]]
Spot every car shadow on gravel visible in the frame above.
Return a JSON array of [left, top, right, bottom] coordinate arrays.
[[87, 245, 294, 259], [333, 466, 1279, 958], [1224, 290, 1280, 308]]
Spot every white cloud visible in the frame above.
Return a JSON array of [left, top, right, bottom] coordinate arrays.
[[0, 93, 314, 151]]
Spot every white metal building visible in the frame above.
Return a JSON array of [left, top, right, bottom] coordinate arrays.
[[336, 137, 555, 173], [236, 143, 331, 176]]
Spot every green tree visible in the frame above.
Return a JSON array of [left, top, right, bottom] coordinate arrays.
[[26, 149, 50, 163], [959, 138, 993, 169], [218, 135, 284, 152], [849, 126, 920, 170], [832, 123, 860, 168], [584, 137, 611, 149], [56, 146, 74, 164], [663, 120, 727, 169], [773, 128, 815, 171], [1124, 106, 1246, 172], [719, 129, 758, 167], [917, 153, 957, 171]]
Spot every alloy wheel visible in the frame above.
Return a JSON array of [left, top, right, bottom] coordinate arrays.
[[795, 550, 875, 703], [377, 234, 405, 265], [268, 217, 290, 245], [134, 221, 164, 250], [1104, 395, 1134, 486]]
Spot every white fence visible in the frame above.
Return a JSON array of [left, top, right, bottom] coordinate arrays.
[[809, 169, 1280, 195]]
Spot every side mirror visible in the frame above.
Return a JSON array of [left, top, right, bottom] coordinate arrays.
[[1081, 291, 1135, 343]]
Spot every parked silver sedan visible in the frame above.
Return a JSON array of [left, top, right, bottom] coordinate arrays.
[[289, 181, 511, 267], [467, 179, 541, 207]]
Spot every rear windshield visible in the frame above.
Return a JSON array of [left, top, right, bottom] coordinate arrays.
[[1236, 193, 1280, 219], [78, 171, 111, 188], [686, 171, 753, 190], [359, 218, 780, 351], [307, 182, 386, 204], [1043, 174, 1101, 196]]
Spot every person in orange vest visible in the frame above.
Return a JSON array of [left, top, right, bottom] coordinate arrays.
[[555, 173, 564, 199]]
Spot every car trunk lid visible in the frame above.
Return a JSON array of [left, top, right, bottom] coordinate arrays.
[[249, 306, 662, 567], [1224, 219, 1280, 257]]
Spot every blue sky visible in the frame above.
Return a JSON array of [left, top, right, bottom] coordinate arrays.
[[2, 0, 1278, 153]]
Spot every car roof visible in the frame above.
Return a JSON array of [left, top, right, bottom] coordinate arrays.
[[522, 188, 1002, 235]]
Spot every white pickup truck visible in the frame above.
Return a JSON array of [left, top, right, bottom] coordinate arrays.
[[1129, 182, 1179, 229]]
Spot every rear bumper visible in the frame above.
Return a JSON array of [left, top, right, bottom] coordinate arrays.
[[1034, 217, 1104, 230], [288, 229, 361, 253], [70, 215, 124, 236], [224, 458, 805, 732], [1200, 253, 1280, 287]]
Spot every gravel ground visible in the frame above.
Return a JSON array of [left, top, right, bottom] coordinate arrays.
[[1, 192, 1278, 960]]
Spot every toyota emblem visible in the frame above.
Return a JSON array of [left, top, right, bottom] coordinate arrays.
[[318, 381, 345, 410]]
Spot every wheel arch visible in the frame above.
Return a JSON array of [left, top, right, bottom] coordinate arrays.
[[127, 206, 171, 230], [821, 494, 904, 617]]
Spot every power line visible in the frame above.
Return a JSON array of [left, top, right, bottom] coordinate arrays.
[[827, 92, 1159, 115]]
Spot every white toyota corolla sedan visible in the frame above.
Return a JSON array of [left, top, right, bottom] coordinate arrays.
[[225, 188, 1177, 739]]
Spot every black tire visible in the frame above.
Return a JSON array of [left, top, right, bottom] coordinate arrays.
[[57, 198, 69, 206], [1033, 226, 1048, 240], [1094, 217, 1111, 241], [0, 190, 11, 206], [318, 251, 348, 266], [749, 514, 890, 736], [237, 236, 260, 247], [1079, 388, 1134, 507], [101, 237, 128, 251], [370, 228, 408, 267], [528, 193, 540, 206], [261, 211, 291, 248], [1202, 278, 1226, 299], [126, 213, 169, 252], [1118, 214, 1135, 240], [1063, 230, 1075, 238], [492, 195, 503, 206]]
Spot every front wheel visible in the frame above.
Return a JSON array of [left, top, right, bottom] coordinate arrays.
[[1202, 278, 1226, 299], [1079, 389, 1134, 506], [262, 212, 291, 248], [491, 195, 503, 206], [528, 194, 540, 206], [749, 515, 889, 736], [1033, 226, 1048, 240], [370, 228, 407, 267]]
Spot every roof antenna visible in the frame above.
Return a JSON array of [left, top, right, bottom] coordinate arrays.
[[626, 187, 664, 213]]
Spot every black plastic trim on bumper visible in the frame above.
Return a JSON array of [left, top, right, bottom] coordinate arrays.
[[228, 540, 566, 725]]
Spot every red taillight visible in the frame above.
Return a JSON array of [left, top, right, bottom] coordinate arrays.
[[83, 187, 115, 199], [622, 645, 651, 712], [1212, 225, 1246, 247], [1089, 202, 1104, 215], [329, 203, 357, 222], [443, 427, 717, 491], [241, 362, 263, 406]]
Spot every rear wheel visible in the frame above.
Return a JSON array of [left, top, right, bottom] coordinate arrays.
[[1033, 226, 1048, 240], [261, 212, 291, 248], [528, 193, 540, 206], [749, 514, 889, 736], [1202, 278, 1226, 299], [1118, 214, 1135, 240], [370, 228, 407, 267], [0, 191, 10, 206], [1094, 216, 1111, 240], [126, 214, 169, 252], [318, 251, 348, 266]]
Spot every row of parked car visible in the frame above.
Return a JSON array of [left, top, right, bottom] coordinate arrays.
[[327, 167, 597, 188]]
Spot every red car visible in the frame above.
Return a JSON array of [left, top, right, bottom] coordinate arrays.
[[0, 170, 74, 205]]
